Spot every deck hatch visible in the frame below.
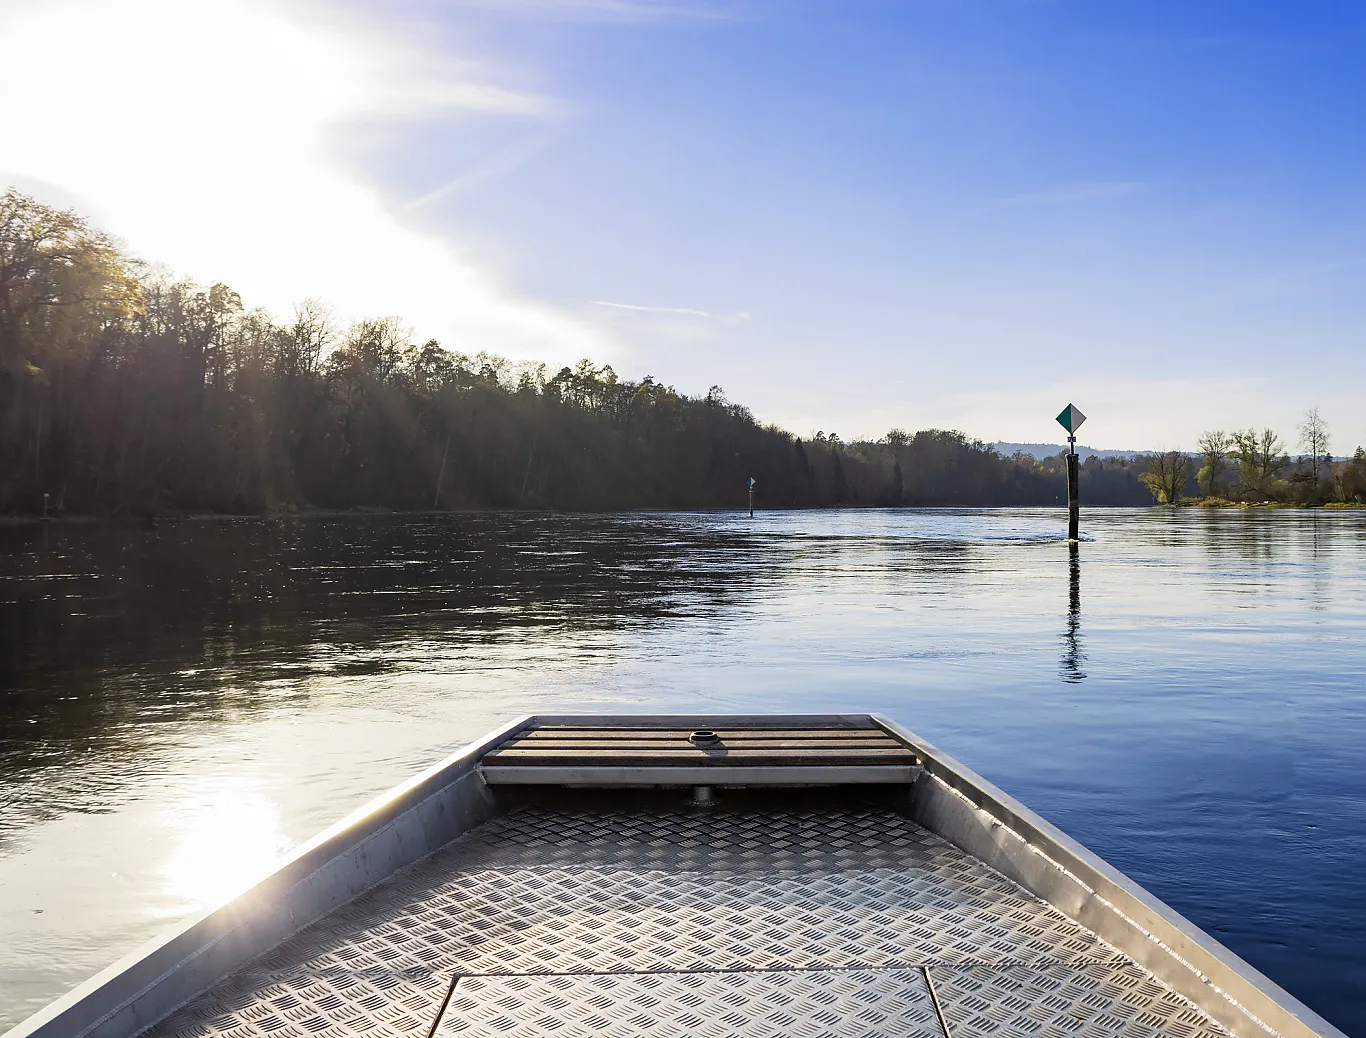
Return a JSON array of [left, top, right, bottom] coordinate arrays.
[[431, 968, 945, 1038], [428, 961, 1236, 1038]]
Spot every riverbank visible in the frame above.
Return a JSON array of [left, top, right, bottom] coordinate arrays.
[[7, 499, 1362, 524], [1177, 498, 1366, 509], [2, 502, 1158, 524]]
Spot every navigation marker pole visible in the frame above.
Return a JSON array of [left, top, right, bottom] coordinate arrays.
[[1055, 404, 1087, 542], [748, 476, 756, 518]]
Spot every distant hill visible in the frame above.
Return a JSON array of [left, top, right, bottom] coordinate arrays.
[[993, 442, 1145, 461]]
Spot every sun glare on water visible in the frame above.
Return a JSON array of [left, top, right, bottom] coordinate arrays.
[[163, 779, 293, 911]]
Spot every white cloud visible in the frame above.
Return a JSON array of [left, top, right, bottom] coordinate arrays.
[[0, 0, 609, 364]]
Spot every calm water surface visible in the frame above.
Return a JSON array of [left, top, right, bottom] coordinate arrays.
[[1, 509, 1364, 1034]]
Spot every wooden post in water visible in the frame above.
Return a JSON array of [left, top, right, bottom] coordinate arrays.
[[747, 476, 755, 518], [1066, 442, 1079, 541], [1055, 404, 1086, 542]]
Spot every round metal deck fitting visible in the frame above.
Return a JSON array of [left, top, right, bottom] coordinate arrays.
[[691, 785, 715, 806], [688, 730, 720, 746]]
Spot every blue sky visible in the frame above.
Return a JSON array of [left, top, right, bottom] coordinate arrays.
[[3, 0, 1364, 449]]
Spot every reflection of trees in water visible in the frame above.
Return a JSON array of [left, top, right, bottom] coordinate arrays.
[[1059, 542, 1086, 683], [1196, 508, 1280, 570], [1189, 508, 1363, 612], [0, 515, 769, 779]]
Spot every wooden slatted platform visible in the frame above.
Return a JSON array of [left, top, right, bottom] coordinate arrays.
[[478, 720, 921, 785]]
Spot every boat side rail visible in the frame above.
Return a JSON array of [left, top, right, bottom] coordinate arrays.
[[2, 716, 532, 1038], [874, 715, 1346, 1038]]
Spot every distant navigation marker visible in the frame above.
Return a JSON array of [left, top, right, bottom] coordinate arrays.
[[1056, 404, 1086, 436], [747, 477, 756, 517], [1055, 404, 1085, 541]]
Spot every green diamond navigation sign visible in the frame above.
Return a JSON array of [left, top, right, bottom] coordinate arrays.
[[1056, 403, 1087, 435]]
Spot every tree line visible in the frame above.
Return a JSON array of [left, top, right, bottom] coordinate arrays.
[[0, 188, 1305, 517], [1138, 412, 1366, 506]]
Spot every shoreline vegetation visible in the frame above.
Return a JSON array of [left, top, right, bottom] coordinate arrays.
[[6, 498, 1363, 526], [1178, 498, 1366, 510], [1138, 422, 1366, 508], [4, 189, 1364, 518], [7, 500, 1366, 526]]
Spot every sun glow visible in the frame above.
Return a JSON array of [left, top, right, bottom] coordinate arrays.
[[163, 778, 293, 910], [0, 0, 608, 363]]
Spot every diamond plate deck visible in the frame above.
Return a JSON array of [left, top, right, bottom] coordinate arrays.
[[932, 961, 1233, 1038], [141, 805, 1235, 1038], [433, 969, 944, 1038]]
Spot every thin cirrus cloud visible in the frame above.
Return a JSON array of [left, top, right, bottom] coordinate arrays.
[[0, 0, 610, 365], [592, 301, 752, 323]]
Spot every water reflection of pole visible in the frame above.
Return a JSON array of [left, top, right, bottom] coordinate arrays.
[[1060, 540, 1087, 683]]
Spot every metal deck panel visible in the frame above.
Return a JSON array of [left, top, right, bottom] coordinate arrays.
[[141, 805, 1232, 1038], [931, 961, 1232, 1038], [432, 969, 945, 1038]]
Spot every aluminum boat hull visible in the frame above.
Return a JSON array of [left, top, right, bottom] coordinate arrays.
[[4, 714, 1346, 1038]]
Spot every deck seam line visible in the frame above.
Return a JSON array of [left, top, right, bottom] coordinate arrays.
[[439, 956, 1119, 980], [424, 975, 459, 1038], [922, 966, 953, 1038]]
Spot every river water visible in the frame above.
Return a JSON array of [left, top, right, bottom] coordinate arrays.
[[1, 509, 1363, 1034]]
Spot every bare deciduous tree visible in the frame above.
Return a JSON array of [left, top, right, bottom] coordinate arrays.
[[284, 299, 334, 378], [1196, 430, 1233, 499], [1298, 407, 1331, 483]]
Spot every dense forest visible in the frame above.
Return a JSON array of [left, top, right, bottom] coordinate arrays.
[[1, 189, 1356, 516]]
